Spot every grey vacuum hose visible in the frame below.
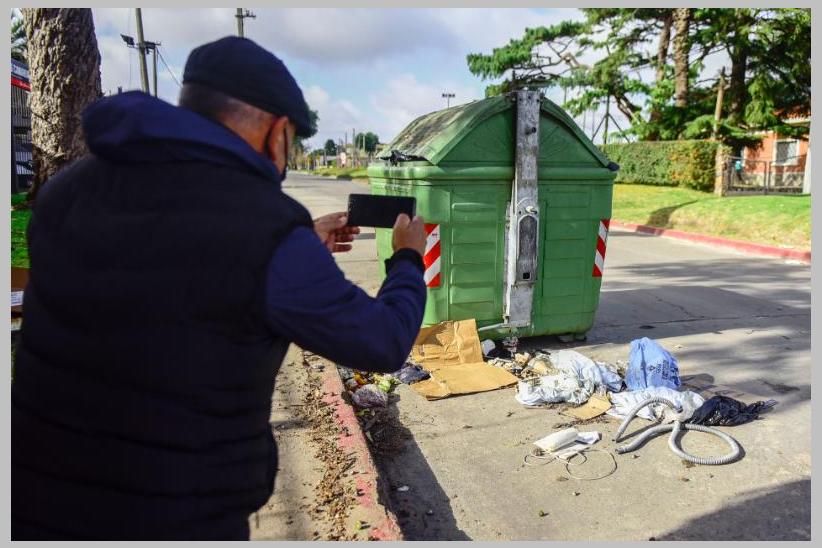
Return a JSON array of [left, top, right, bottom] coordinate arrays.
[[614, 397, 742, 465]]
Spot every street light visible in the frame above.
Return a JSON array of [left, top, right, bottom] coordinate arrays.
[[121, 33, 161, 97], [442, 92, 455, 108]]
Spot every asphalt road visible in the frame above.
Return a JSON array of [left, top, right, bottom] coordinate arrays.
[[281, 172, 811, 541]]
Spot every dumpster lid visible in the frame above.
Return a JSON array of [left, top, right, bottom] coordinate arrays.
[[378, 93, 612, 168]]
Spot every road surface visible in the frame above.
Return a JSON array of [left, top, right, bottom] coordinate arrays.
[[273, 172, 811, 541]]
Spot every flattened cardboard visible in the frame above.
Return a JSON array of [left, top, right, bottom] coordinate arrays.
[[11, 267, 28, 315], [410, 378, 451, 400], [412, 363, 520, 400], [410, 319, 519, 400], [561, 393, 612, 421], [411, 319, 484, 370]]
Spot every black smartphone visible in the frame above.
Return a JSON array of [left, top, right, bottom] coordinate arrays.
[[347, 194, 416, 228]]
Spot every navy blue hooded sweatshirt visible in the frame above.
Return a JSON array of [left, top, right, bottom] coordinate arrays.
[[11, 92, 426, 540]]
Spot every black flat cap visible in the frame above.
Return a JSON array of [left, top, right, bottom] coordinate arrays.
[[183, 36, 313, 137]]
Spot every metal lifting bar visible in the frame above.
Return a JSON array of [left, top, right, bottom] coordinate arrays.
[[502, 90, 542, 328]]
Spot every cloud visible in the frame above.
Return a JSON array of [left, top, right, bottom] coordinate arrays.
[[96, 33, 134, 94], [92, 8, 582, 69], [369, 73, 482, 141], [429, 8, 585, 55], [93, 8, 233, 50], [302, 85, 366, 150], [254, 9, 458, 64], [306, 74, 481, 151]]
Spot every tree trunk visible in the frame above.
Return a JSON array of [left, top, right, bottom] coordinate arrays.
[[21, 8, 102, 203], [727, 47, 748, 122], [655, 12, 673, 84], [726, 16, 750, 128], [647, 11, 673, 140], [672, 8, 691, 108]]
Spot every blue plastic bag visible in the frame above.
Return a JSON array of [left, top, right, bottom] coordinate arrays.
[[625, 337, 681, 391]]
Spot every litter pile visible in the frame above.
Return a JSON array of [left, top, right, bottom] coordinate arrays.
[[337, 367, 415, 457], [493, 336, 777, 472], [338, 319, 777, 474], [499, 336, 776, 427]]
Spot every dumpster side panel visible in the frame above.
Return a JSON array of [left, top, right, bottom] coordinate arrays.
[[447, 186, 507, 323], [530, 180, 613, 338], [533, 182, 590, 334]]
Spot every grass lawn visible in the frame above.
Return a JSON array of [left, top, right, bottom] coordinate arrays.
[[309, 166, 368, 179], [612, 184, 811, 250], [11, 193, 30, 268]]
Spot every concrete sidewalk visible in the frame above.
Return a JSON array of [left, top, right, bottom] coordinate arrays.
[[280, 173, 811, 541]]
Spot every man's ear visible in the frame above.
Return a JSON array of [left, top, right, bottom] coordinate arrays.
[[265, 116, 290, 163]]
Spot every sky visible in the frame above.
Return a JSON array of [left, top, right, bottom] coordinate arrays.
[[91, 8, 728, 150]]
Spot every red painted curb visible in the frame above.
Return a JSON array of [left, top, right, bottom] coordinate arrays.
[[319, 366, 404, 541], [611, 220, 811, 263]]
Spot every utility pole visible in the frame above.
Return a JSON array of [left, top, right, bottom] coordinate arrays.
[[134, 9, 150, 94], [442, 92, 455, 108], [122, 33, 159, 96], [236, 8, 256, 37], [712, 67, 726, 140]]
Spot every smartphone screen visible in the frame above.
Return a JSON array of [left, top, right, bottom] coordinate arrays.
[[347, 194, 416, 228]]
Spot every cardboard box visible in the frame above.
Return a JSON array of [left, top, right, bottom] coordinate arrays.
[[11, 267, 28, 330]]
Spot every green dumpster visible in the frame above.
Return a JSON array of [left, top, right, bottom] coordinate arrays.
[[367, 91, 618, 340]]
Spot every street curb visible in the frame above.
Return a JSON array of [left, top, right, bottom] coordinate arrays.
[[319, 366, 404, 541], [610, 220, 811, 263]]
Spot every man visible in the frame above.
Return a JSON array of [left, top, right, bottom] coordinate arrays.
[[11, 36, 427, 540]]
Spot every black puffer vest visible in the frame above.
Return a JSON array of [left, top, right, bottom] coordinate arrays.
[[11, 93, 312, 539]]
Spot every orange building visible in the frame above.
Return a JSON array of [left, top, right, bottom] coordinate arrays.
[[737, 113, 810, 192]]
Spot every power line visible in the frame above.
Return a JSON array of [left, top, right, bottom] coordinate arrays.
[[157, 47, 181, 88]]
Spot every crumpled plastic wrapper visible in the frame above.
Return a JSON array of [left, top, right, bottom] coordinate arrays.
[[351, 384, 388, 408]]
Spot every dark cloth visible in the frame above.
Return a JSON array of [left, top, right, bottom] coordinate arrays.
[[183, 36, 313, 137], [11, 92, 426, 540]]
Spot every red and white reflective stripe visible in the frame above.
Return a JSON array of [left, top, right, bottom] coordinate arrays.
[[423, 223, 441, 287], [11, 76, 30, 91], [592, 219, 610, 277]]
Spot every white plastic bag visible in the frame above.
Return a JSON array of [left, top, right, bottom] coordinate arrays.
[[549, 350, 623, 392], [608, 387, 704, 422]]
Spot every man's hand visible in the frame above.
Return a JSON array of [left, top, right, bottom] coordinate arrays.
[[314, 212, 361, 253], [392, 213, 426, 257]]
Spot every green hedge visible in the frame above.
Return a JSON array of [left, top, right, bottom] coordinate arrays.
[[600, 140, 720, 191]]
